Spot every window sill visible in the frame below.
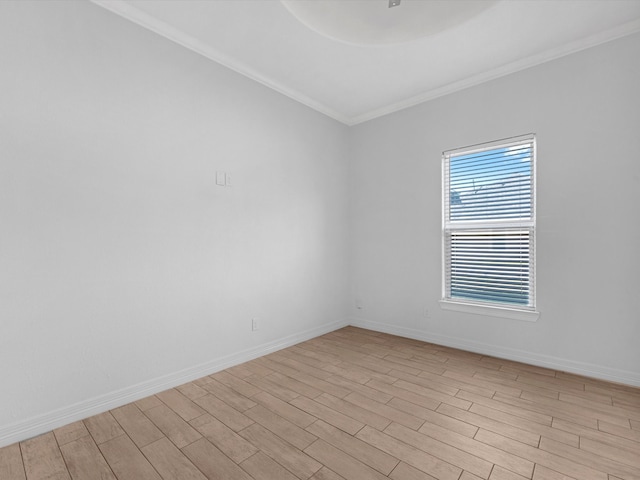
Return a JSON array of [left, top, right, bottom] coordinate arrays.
[[439, 300, 539, 322]]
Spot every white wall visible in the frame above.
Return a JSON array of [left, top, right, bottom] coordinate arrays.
[[349, 32, 640, 385], [2, 0, 639, 450], [0, 1, 349, 445]]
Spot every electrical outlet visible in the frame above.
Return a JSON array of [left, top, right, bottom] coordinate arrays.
[[424, 308, 430, 318], [251, 318, 259, 331], [355, 298, 363, 309]]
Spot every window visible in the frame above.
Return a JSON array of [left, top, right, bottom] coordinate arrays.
[[441, 134, 537, 320]]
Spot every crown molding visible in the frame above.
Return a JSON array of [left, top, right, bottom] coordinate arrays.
[[90, 1, 640, 127], [348, 18, 640, 125], [89, 0, 351, 125]]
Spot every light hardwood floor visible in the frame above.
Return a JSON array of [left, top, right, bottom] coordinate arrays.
[[1, 326, 639, 480]]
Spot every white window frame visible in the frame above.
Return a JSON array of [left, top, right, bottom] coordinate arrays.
[[440, 134, 539, 322]]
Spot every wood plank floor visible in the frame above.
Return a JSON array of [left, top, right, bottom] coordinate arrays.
[[2, 326, 639, 480]]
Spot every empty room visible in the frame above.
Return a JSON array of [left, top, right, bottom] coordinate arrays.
[[1, 1, 639, 479]]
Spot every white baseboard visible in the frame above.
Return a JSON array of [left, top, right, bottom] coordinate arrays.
[[0, 319, 348, 448], [348, 317, 640, 387], [4, 316, 637, 448]]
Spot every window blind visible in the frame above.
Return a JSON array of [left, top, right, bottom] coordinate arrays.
[[443, 135, 535, 309]]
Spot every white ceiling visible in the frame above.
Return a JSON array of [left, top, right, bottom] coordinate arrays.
[[92, 0, 640, 126]]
